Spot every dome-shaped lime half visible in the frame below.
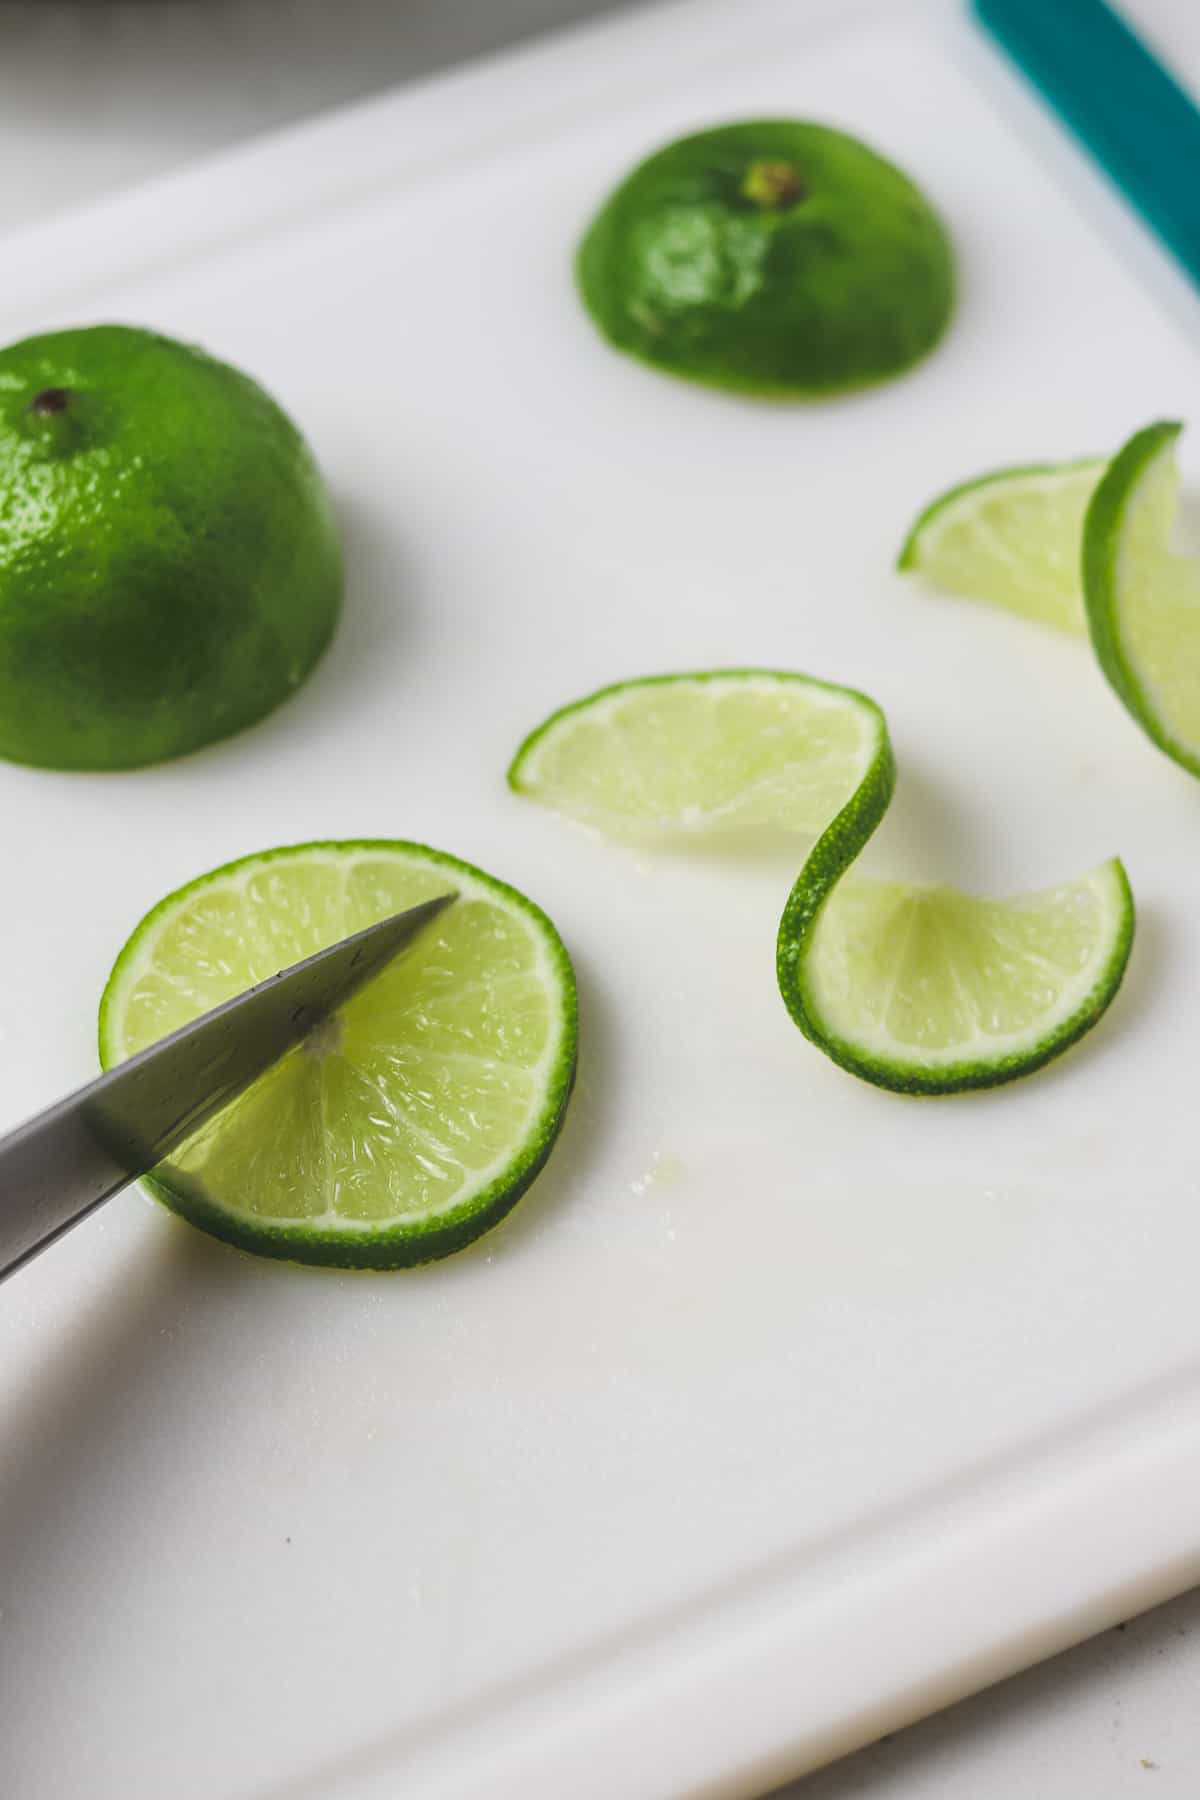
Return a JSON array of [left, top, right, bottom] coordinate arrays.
[[0, 324, 342, 770], [576, 120, 955, 396], [99, 842, 578, 1268], [510, 671, 1132, 1094]]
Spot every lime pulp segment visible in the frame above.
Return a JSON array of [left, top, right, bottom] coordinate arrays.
[[99, 842, 577, 1267], [511, 671, 1133, 1094], [898, 457, 1106, 634]]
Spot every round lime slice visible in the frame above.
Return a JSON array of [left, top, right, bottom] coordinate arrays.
[[511, 671, 1133, 1094], [898, 457, 1105, 634], [509, 669, 887, 840], [1082, 420, 1200, 776], [100, 841, 577, 1267]]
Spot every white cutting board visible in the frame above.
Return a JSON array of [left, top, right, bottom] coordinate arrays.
[[2, 2, 1199, 1795]]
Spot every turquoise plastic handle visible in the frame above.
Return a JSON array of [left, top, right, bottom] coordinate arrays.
[[972, 0, 1200, 289]]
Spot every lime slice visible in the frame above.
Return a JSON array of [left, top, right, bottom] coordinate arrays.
[[512, 672, 1132, 1093], [99, 841, 577, 1267], [1082, 421, 1200, 776], [898, 458, 1106, 633], [778, 860, 1133, 1094], [508, 669, 889, 839]]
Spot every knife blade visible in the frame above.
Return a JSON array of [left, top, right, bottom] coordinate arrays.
[[0, 891, 456, 1280]]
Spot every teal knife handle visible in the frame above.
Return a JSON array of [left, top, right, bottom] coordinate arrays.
[[972, 0, 1200, 289]]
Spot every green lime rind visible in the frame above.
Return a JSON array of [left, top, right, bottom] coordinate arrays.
[[99, 840, 578, 1270], [778, 853, 1133, 1096], [1081, 421, 1197, 776], [0, 324, 342, 771], [576, 120, 955, 398], [511, 670, 1133, 1096], [896, 457, 1105, 571]]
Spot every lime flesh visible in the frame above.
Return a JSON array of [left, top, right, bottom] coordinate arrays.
[[786, 862, 1133, 1093], [512, 671, 1132, 1093], [0, 324, 342, 770], [100, 842, 577, 1267], [899, 458, 1105, 633]]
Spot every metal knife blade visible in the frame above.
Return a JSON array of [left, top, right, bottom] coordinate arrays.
[[0, 891, 456, 1281]]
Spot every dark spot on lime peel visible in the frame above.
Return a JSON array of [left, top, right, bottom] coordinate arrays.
[[30, 386, 72, 415], [742, 160, 804, 209]]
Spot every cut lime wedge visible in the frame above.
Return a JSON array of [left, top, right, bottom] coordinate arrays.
[[898, 458, 1105, 633], [512, 672, 1132, 1093], [100, 841, 577, 1267], [1082, 421, 1200, 777]]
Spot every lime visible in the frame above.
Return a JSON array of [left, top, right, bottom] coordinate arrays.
[[576, 120, 955, 396], [99, 842, 577, 1267], [898, 457, 1105, 633], [511, 672, 1132, 1093], [0, 324, 342, 770], [509, 668, 888, 839], [780, 861, 1133, 1095], [1082, 421, 1200, 776]]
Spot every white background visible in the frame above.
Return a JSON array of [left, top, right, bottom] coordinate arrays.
[[1, 2, 1198, 1795]]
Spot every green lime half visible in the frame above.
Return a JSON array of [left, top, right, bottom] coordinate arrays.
[[100, 842, 577, 1267], [511, 672, 1132, 1094], [576, 120, 955, 396], [898, 457, 1105, 633], [0, 324, 342, 770], [1082, 421, 1200, 777]]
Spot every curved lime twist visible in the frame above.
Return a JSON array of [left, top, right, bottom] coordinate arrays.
[[775, 760, 1132, 1096], [510, 671, 1133, 1096]]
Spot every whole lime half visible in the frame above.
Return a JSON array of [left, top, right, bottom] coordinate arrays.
[[576, 121, 955, 397], [0, 324, 342, 770]]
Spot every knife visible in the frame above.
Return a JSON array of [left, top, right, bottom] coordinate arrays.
[[0, 891, 456, 1281]]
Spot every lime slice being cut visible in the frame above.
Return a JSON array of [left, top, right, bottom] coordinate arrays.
[[898, 457, 1106, 633], [511, 672, 1132, 1094], [1082, 420, 1200, 777], [99, 841, 577, 1267]]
